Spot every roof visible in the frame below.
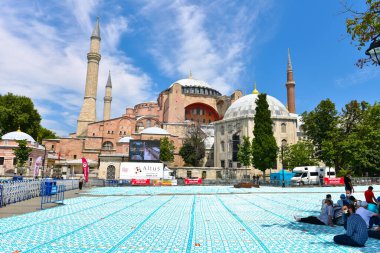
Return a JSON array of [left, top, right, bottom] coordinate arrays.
[[140, 127, 170, 135], [169, 78, 212, 89], [223, 94, 290, 120], [2, 130, 36, 143]]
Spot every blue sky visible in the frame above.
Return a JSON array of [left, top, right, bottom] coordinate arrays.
[[0, 0, 378, 137]]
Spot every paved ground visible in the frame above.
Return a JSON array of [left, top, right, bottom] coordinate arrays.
[[0, 185, 379, 253], [0, 189, 85, 218]]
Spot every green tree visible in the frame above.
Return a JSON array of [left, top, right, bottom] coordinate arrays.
[[344, 0, 380, 67], [37, 127, 58, 141], [160, 136, 175, 163], [301, 99, 340, 168], [179, 125, 205, 167], [237, 136, 252, 178], [13, 139, 33, 174], [0, 93, 58, 140], [251, 93, 278, 183], [282, 140, 319, 168]]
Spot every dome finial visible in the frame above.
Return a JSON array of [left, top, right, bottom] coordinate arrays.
[[252, 81, 259, 94], [189, 69, 193, 79], [17, 126, 21, 132]]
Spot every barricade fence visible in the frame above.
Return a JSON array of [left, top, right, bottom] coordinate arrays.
[[0, 179, 79, 207]]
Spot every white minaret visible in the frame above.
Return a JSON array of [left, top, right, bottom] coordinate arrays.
[[77, 17, 101, 136]]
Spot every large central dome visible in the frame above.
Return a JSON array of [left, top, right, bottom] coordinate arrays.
[[170, 78, 212, 89], [223, 94, 290, 120]]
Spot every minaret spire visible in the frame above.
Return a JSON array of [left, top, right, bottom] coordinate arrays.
[[77, 18, 102, 136], [103, 71, 112, 121], [189, 69, 193, 79], [252, 81, 259, 94], [286, 49, 296, 114]]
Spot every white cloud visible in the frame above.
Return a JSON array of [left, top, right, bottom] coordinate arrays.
[[335, 66, 380, 87], [141, 0, 273, 95], [0, 1, 154, 137]]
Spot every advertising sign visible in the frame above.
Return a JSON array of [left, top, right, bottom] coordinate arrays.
[[129, 140, 160, 162], [324, 177, 344, 185], [185, 178, 202, 185], [131, 179, 150, 186], [120, 162, 164, 180], [82, 157, 89, 182]]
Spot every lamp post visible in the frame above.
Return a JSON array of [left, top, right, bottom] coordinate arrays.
[[281, 143, 285, 188], [365, 34, 380, 65]]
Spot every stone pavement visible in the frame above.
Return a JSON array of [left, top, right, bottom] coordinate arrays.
[[0, 188, 86, 218]]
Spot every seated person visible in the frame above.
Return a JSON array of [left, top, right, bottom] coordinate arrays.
[[321, 194, 333, 212], [337, 194, 349, 207], [368, 227, 380, 240], [356, 201, 380, 229], [295, 199, 334, 226], [364, 186, 378, 205], [334, 204, 368, 247]]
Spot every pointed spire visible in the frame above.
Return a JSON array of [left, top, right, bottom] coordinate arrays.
[[252, 81, 259, 94], [91, 17, 101, 39], [287, 48, 293, 71], [189, 69, 193, 79], [106, 70, 112, 87]]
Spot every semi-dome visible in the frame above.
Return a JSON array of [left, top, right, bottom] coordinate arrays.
[[118, 136, 134, 143], [2, 130, 36, 143], [223, 94, 290, 120], [170, 78, 212, 89], [140, 127, 170, 135]]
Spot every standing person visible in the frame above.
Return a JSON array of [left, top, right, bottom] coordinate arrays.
[[319, 174, 324, 186], [364, 186, 378, 205], [79, 177, 84, 190], [344, 173, 354, 194], [294, 199, 334, 226], [334, 204, 368, 247]]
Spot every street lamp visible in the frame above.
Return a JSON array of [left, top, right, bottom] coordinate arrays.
[[365, 34, 380, 65], [281, 143, 285, 188]]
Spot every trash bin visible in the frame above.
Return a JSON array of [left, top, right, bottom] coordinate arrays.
[[41, 180, 57, 196]]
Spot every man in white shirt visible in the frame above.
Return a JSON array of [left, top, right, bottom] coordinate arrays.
[[356, 201, 380, 228]]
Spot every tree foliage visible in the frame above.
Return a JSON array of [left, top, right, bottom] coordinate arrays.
[[0, 93, 58, 140], [282, 141, 319, 168], [237, 136, 251, 167], [160, 136, 175, 163], [344, 0, 380, 67], [179, 125, 206, 167], [251, 94, 278, 179], [13, 139, 33, 170], [302, 99, 380, 176]]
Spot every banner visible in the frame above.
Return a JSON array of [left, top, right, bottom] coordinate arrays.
[[185, 178, 202, 185], [33, 156, 42, 178], [120, 162, 164, 180], [82, 157, 89, 182], [131, 179, 150, 186], [324, 177, 344, 185]]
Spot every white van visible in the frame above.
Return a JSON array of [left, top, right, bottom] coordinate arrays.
[[290, 166, 336, 185]]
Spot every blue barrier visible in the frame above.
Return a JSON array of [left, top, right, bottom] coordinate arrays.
[[40, 184, 65, 210], [0, 185, 2, 207]]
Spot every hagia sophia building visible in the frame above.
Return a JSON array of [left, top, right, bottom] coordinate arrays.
[[0, 18, 301, 180]]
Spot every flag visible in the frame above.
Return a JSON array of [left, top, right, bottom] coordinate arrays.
[[34, 156, 42, 177], [82, 157, 89, 182]]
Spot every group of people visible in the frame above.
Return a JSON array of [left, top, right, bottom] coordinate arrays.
[[294, 185, 380, 247]]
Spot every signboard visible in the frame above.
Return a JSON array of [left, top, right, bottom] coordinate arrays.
[[120, 162, 164, 180], [131, 179, 150, 186], [129, 140, 160, 162], [185, 178, 202, 185], [324, 177, 344, 185], [51, 185, 57, 195]]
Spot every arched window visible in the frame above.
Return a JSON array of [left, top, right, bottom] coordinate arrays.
[[146, 119, 151, 128], [106, 165, 116, 179], [221, 141, 225, 152], [281, 123, 286, 133], [221, 126, 225, 135], [281, 139, 287, 146], [102, 141, 113, 150]]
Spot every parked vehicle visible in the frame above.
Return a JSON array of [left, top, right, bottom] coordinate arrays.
[[290, 166, 336, 185]]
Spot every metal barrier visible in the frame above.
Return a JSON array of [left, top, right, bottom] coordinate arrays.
[[352, 177, 380, 185], [40, 184, 65, 210], [0, 179, 79, 207]]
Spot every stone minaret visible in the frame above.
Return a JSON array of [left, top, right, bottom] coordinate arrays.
[[286, 48, 296, 113], [77, 17, 101, 136], [103, 71, 112, 121]]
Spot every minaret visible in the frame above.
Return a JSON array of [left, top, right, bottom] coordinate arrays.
[[77, 17, 101, 136], [286, 49, 296, 113], [103, 71, 112, 121]]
